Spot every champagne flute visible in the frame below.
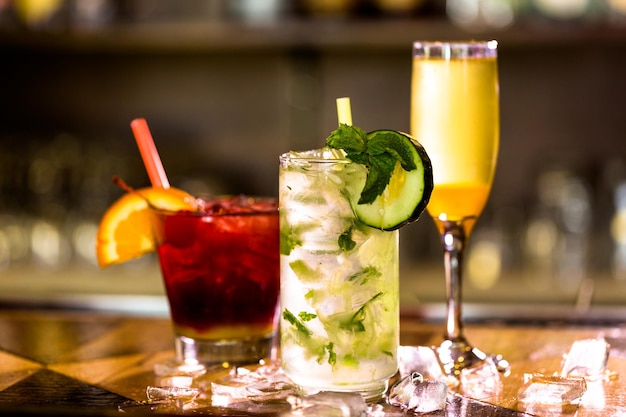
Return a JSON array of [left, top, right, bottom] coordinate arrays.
[[410, 41, 507, 376]]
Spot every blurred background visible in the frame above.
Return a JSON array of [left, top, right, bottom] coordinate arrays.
[[0, 0, 625, 321]]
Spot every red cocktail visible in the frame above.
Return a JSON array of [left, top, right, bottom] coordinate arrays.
[[156, 195, 279, 365]]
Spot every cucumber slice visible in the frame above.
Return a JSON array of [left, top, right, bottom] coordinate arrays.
[[350, 130, 433, 231]]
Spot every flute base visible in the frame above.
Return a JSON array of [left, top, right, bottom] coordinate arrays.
[[436, 338, 510, 377]]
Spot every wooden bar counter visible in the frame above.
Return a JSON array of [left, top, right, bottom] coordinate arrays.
[[0, 309, 623, 416]]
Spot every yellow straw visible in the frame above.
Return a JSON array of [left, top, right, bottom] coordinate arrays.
[[336, 97, 353, 126]]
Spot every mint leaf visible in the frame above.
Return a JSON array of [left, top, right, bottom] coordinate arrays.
[[326, 342, 337, 366], [368, 131, 417, 172], [360, 152, 395, 204], [298, 311, 317, 322], [340, 315, 366, 333], [339, 292, 383, 333], [326, 126, 417, 205], [326, 124, 368, 155], [347, 266, 381, 284], [283, 309, 312, 337], [280, 228, 301, 255], [338, 227, 357, 251]]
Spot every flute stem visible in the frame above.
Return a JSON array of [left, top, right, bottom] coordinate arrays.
[[436, 218, 486, 376], [442, 221, 467, 343], [435, 218, 512, 377]]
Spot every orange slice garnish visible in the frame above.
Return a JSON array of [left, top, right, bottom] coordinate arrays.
[[96, 187, 197, 268]]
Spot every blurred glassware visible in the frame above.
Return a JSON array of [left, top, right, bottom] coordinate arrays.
[[231, 0, 284, 24], [71, 0, 116, 28], [467, 228, 504, 291], [374, 0, 424, 16], [12, 0, 64, 27], [446, 0, 517, 30], [522, 165, 592, 293], [30, 215, 72, 270], [611, 180, 626, 280], [300, 0, 357, 17], [531, 0, 591, 20], [606, 0, 626, 23], [0, 214, 30, 270]]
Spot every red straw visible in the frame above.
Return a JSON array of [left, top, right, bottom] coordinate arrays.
[[130, 118, 170, 189]]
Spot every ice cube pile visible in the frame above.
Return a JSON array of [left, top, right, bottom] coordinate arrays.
[[516, 336, 613, 414], [119, 333, 618, 416]]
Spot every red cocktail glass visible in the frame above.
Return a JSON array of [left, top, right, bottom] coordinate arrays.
[[156, 195, 279, 366]]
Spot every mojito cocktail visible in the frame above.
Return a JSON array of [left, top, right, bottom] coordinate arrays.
[[279, 148, 399, 400]]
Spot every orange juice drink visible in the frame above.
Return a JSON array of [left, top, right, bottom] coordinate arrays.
[[411, 41, 499, 234]]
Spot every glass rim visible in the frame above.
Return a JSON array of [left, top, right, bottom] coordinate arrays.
[[412, 40, 498, 58], [279, 151, 351, 165], [155, 195, 278, 218]]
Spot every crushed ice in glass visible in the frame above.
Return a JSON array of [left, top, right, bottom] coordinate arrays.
[[560, 337, 610, 380], [387, 372, 448, 413]]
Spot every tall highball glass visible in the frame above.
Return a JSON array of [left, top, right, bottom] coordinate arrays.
[[279, 150, 399, 401], [410, 41, 505, 376]]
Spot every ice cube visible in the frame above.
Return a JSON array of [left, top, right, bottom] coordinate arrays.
[[286, 391, 368, 417], [366, 403, 407, 417], [460, 356, 503, 399], [146, 386, 200, 401], [212, 379, 296, 406], [156, 375, 193, 389], [517, 373, 587, 406], [153, 358, 207, 377], [580, 378, 606, 409], [560, 337, 610, 380], [210, 363, 296, 406], [387, 372, 448, 413], [397, 345, 459, 389], [397, 345, 445, 379]]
